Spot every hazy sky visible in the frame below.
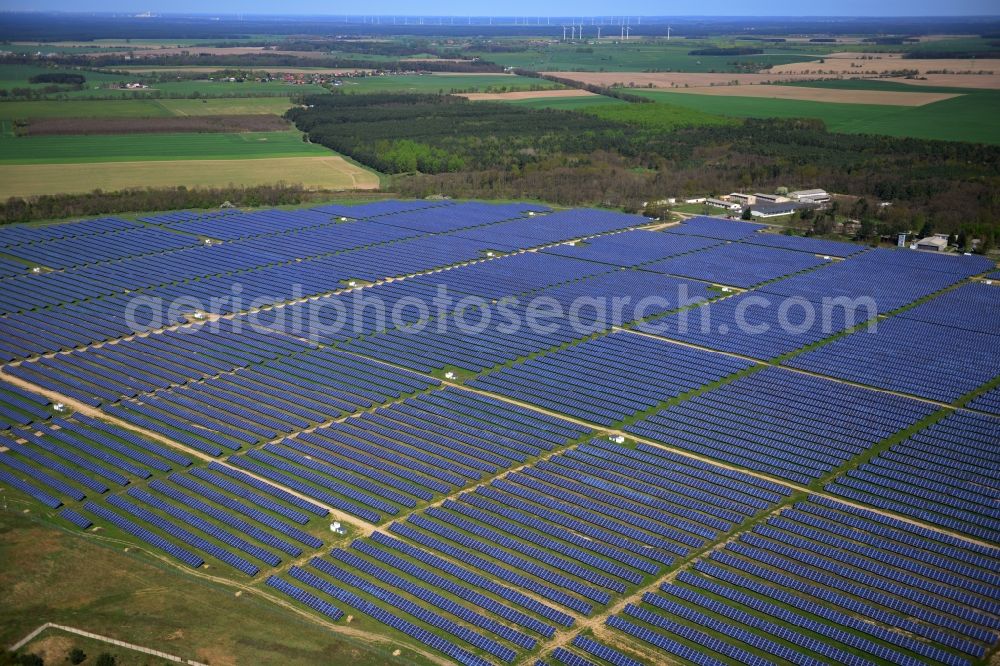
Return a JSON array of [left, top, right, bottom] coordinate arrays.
[[6, 0, 998, 16]]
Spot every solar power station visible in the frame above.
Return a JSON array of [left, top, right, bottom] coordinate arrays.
[[0, 203, 997, 666]]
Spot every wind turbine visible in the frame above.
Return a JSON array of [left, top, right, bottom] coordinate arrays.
[[667, 25, 672, 40]]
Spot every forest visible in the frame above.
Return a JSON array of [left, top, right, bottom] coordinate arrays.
[[289, 93, 1000, 242]]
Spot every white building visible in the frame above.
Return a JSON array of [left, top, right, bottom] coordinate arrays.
[[789, 189, 830, 204], [754, 193, 790, 204], [915, 236, 948, 252], [749, 202, 812, 218]]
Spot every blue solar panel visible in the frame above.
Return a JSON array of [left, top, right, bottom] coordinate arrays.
[[785, 316, 1000, 402], [626, 367, 937, 484], [468, 331, 751, 425], [661, 216, 766, 240], [825, 410, 1000, 542]]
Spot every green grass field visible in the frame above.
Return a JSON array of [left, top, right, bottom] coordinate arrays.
[[0, 129, 329, 164], [508, 94, 628, 110], [778, 78, 987, 94], [633, 89, 1000, 144], [337, 73, 563, 94], [0, 64, 124, 90], [576, 99, 738, 131], [0, 97, 296, 121]]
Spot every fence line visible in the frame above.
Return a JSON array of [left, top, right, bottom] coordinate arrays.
[[8, 622, 209, 666]]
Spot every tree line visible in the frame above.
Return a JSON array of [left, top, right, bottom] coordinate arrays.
[[0, 185, 349, 225]]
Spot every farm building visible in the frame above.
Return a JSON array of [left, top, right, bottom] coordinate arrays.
[[916, 236, 949, 252], [705, 198, 741, 212], [749, 201, 812, 218], [728, 193, 756, 206], [789, 188, 830, 204], [754, 193, 790, 203]]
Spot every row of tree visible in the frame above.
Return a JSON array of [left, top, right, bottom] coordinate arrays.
[[0, 184, 345, 224]]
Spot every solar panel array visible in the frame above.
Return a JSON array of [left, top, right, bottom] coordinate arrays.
[[741, 232, 866, 258], [786, 316, 1000, 403], [220, 387, 589, 522], [826, 410, 1000, 542], [1, 204, 999, 666], [896, 282, 1000, 335], [259, 436, 788, 663], [0, 201, 572, 360], [967, 384, 1000, 415], [601, 497, 999, 666], [626, 367, 938, 484], [646, 288, 870, 359], [0, 378, 51, 429], [341, 269, 715, 374], [642, 242, 830, 288], [468, 332, 752, 425], [661, 216, 767, 241], [451, 209, 649, 249], [541, 229, 723, 267]]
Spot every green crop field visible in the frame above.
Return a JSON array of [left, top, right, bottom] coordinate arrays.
[[337, 73, 563, 93], [0, 64, 124, 89], [464, 40, 825, 72], [508, 94, 628, 110], [633, 89, 1000, 144], [0, 97, 297, 121], [778, 78, 986, 94], [576, 99, 738, 131], [0, 129, 329, 164]]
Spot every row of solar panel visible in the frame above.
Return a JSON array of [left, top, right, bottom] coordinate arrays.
[[827, 410, 1000, 541], [600, 498, 998, 666], [284, 564, 492, 666], [0, 206, 639, 358], [625, 366, 937, 484], [207, 387, 587, 520], [469, 331, 752, 425], [786, 315, 1000, 403]]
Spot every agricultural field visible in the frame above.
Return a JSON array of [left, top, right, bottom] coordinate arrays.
[[507, 94, 627, 110], [0, 61, 371, 197], [632, 87, 1000, 144], [0, 156, 379, 198], [574, 99, 737, 131], [0, 207, 998, 666], [335, 73, 564, 94], [0, 130, 330, 164], [464, 40, 827, 72], [0, 97, 300, 120]]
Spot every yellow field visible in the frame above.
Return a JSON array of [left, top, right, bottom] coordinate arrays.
[[0, 156, 379, 198]]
